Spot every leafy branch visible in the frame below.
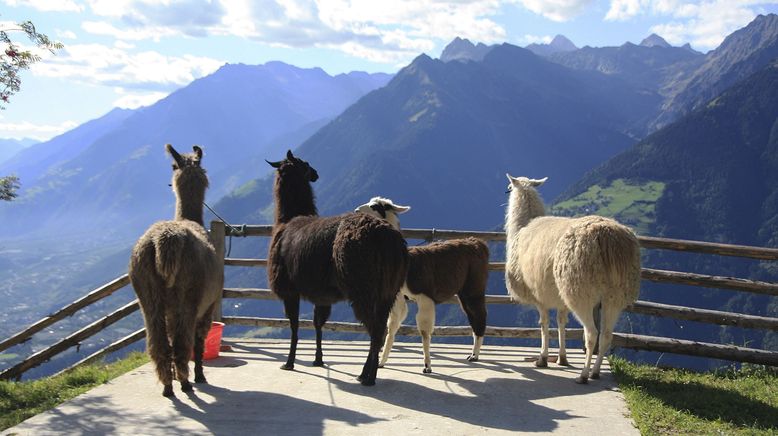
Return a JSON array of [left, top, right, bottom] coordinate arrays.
[[1, 20, 63, 109]]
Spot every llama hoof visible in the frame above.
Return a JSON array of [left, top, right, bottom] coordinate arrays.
[[575, 376, 589, 384], [181, 381, 194, 392], [535, 357, 548, 368], [162, 385, 175, 397], [377, 363, 385, 368], [280, 363, 295, 370], [312, 360, 325, 367], [466, 355, 479, 362], [590, 372, 600, 380], [558, 357, 570, 366], [357, 375, 376, 386], [194, 375, 208, 384], [423, 367, 432, 374]]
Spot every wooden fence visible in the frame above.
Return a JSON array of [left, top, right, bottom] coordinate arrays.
[[1, 221, 777, 380]]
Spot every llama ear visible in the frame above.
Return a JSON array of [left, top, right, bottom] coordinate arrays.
[[192, 145, 203, 162], [389, 204, 411, 214], [166, 144, 184, 166], [286, 149, 295, 160], [506, 173, 518, 183], [265, 159, 282, 168], [529, 177, 548, 187]]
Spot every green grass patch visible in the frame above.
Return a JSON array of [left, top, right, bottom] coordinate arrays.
[[552, 179, 665, 234], [0, 352, 149, 431], [612, 357, 778, 435]]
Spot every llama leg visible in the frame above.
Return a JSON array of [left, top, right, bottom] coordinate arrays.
[[574, 306, 598, 384], [460, 294, 487, 362], [379, 292, 408, 368], [193, 306, 214, 384], [591, 304, 620, 379], [281, 296, 300, 370], [358, 300, 392, 386], [415, 296, 436, 374], [171, 312, 196, 393], [536, 307, 549, 367], [313, 304, 331, 366], [556, 308, 569, 366], [146, 312, 174, 397]]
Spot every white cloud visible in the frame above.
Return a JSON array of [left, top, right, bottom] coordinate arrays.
[[0, 120, 78, 141], [517, 0, 595, 22], [522, 34, 554, 44], [2, 0, 83, 12], [112, 90, 167, 109], [606, 0, 777, 50], [30, 43, 224, 92], [55, 29, 77, 39], [605, 0, 644, 21], [78, 0, 513, 66]]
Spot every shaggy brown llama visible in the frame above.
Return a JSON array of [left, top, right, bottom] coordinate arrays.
[[129, 144, 223, 397], [266, 150, 409, 386]]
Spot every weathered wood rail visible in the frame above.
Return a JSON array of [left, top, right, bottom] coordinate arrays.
[[1, 221, 777, 381]]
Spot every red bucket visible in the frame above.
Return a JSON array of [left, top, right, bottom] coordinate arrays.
[[191, 321, 225, 361]]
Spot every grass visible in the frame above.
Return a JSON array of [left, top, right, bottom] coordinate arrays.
[[611, 357, 778, 435], [0, 352, 149, 431], [552, 179, 665, 234]]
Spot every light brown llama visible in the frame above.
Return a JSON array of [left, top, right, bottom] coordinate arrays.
[[129, 144, 223, 397], [504, 175, 640, 384]]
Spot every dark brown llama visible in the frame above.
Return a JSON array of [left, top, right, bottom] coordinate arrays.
[[266, 150, 409, 386], [129, 144, 223, 397]]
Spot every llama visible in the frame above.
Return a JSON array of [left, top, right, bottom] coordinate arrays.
[[129, 144, 223, 397], [504, 175, 640, 383], [355, 197, 489, 374], [266, 151, 409, 386]]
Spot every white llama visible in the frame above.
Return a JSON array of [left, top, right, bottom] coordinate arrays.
[[504, 175, 640, 383]]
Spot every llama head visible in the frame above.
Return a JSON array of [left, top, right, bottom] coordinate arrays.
[[266, 149, 319, 183], [505, 174, 547, 193], [167, 143, 209, 192], [354, 197, 410, 230]]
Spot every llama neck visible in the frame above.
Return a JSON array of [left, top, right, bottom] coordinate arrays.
[[274, 174, 317, 224], [505, 188, 545, 235], [175, 190, 205, 225]]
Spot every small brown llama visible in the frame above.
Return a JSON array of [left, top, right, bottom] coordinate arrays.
[[266, 150, 409, 386], [129, 144, 223, 397], [355, 197, 489, 374]]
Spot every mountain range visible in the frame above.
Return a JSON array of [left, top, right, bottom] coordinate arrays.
[[0, 62, 391, 242], [0, 138, 37, 166], [3, 14, 778, 375]]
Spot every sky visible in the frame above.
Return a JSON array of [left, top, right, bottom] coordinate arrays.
[[1, 0, 778, 142]]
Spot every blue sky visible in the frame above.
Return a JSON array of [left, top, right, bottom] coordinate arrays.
[[2, 0, 778, 142]]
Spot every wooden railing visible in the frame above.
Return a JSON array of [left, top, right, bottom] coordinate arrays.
[[2, 221, 777, 381], [217, 223, 778, 367]]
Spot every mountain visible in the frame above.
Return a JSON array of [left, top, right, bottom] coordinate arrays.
[[0, 62, 392, 242], [218, 43, 665, 235], [546, 15, 778, 134], [440, 37, 493, 62], [658, 14, 778, 127], [0, 109, 134, 185], [640, 33, 672, 48], [555, 62, 778, 361], [0, 138, 37, 166], [525, 35, 578, 57], [548, 40, 704, 112]]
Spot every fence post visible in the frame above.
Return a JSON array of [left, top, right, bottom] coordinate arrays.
[[210, 220, 226, 322]]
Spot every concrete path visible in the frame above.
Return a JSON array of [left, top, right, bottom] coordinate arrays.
[[4, 339, 637, 435]]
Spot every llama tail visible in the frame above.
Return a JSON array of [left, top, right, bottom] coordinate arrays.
[[154, 228, 188, 288], [554, 216, 641, 306]]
